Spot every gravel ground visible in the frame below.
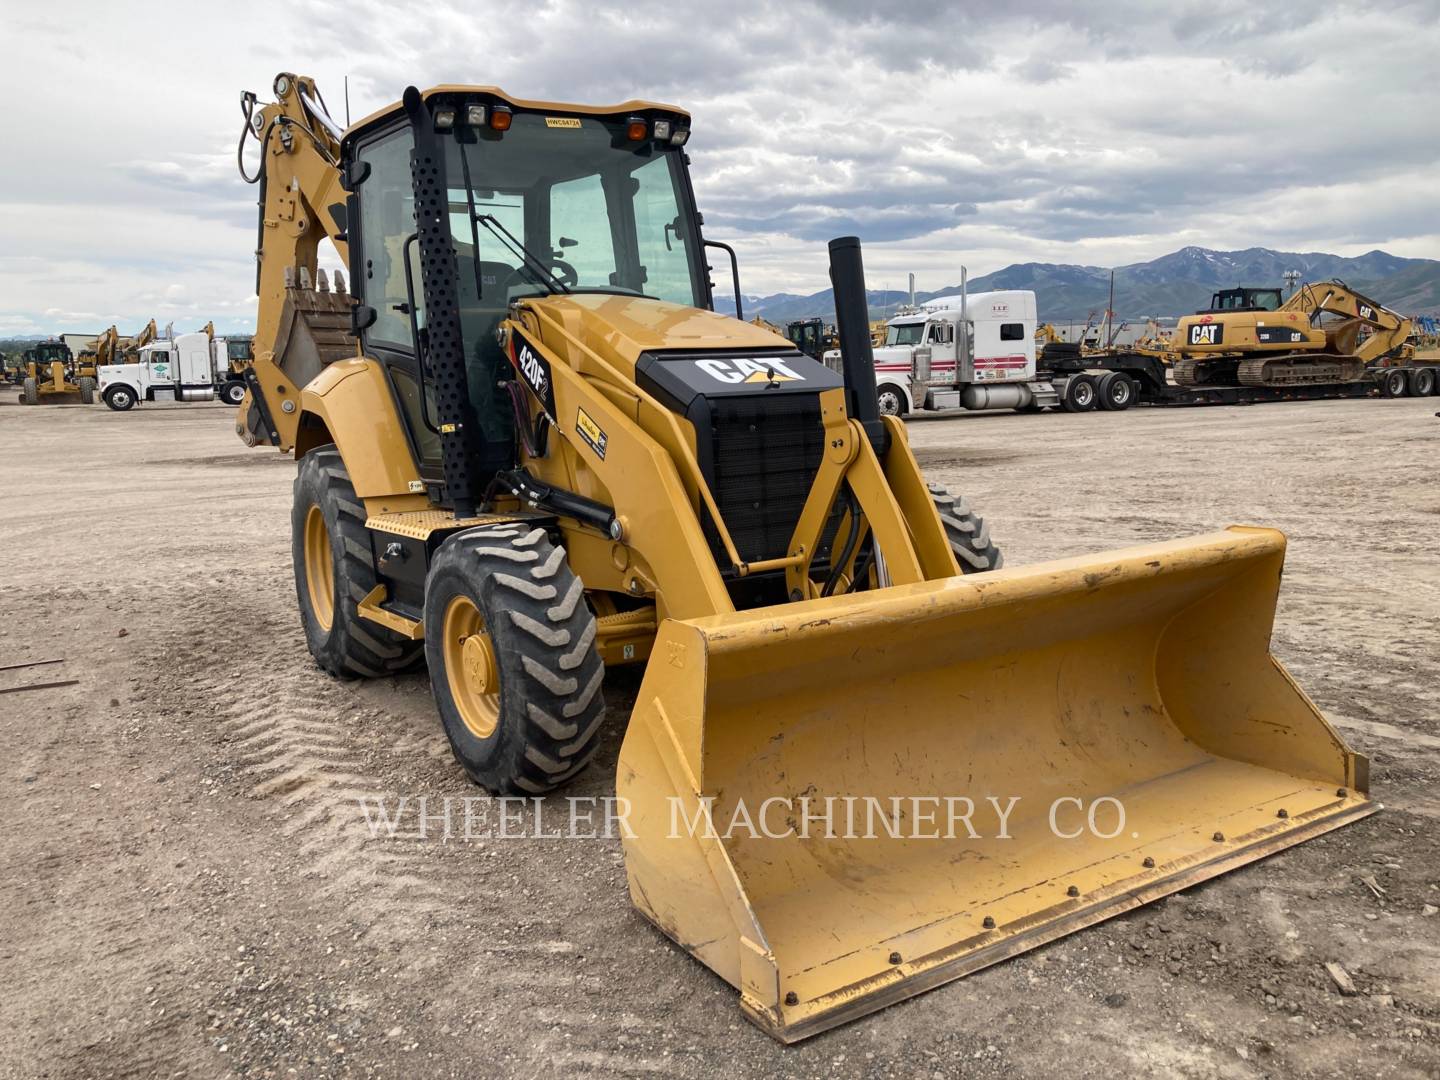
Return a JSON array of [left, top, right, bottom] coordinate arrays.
[[0, 388, 1436, 1079]]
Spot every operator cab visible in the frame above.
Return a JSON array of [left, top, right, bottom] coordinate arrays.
[[786, 319, 828, 360], [343, 90, 706, 490], [1204, 287, 1283, 313]]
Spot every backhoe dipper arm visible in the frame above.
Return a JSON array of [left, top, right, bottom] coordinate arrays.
[[94, 326, 118, 366], [238, 72, 350, 449]]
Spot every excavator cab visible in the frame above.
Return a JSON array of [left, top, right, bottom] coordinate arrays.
[[1205, 287, 1283, 313], [239, 73, 1375, 1043]]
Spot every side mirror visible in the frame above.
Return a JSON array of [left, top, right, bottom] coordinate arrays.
[[351, 305, 378, 335]]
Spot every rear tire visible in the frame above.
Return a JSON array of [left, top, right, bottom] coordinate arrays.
[[1060, 374, 1097, 412], [21, 378, 38, 406], [1407, 366, 1435, 397], [221, 380, 247, 406], [292, 446, 424, 678], [78, 377, 96, 405], [1379, 368, 1409, 398], [929, 484, 1003, 573], [424, 526, 606, 795], [1096, 371, 1135, 411], [103, 385, 137, 411], [876, 383, 907, 417]]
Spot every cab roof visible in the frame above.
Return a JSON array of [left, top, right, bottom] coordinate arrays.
[[347, 85, 690, 141]]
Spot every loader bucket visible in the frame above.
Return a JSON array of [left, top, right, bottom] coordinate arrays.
[[617, 527, 1374, 1042]]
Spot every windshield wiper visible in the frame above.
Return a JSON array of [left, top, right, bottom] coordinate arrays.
[[473, 213, 572, 295]]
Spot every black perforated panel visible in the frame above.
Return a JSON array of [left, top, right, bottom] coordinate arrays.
[[403, 88, 482, 516]]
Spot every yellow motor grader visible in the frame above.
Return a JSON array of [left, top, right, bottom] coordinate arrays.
[[20, 339, 93, 405], [236, 72, 1373, 1042]]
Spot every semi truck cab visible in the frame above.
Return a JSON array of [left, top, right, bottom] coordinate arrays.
[[828, 290, 1038, 414]]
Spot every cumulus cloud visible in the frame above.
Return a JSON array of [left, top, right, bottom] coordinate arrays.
[[0, 0, 1437, 333]]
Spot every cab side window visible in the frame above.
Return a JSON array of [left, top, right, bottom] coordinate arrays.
[[1000, 323, 1025, 341], [357, 128, 418, 350]]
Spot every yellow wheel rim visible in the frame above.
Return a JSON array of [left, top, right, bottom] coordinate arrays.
[[303, 505, 335, 632], [442, 595, 500, 740]]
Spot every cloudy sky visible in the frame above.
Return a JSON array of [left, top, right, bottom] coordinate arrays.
[[2, 0, 1438, 335]]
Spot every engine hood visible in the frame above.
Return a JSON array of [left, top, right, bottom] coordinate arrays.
[[871, 344, 915, 367], [522, 293, 792, 370]]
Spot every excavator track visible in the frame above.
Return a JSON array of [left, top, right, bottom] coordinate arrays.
[[1237, 354, 1368, 387], [1171, 356, 1239, 387]]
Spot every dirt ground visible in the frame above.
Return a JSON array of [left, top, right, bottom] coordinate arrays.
[[1, 388, 1437, 1080]]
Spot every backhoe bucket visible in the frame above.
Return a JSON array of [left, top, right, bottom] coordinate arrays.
[[617, 527, 1373, 1042]]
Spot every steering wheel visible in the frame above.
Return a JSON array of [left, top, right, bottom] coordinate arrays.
[[498, 258, 579, 295], [547, 257, 578, 289]]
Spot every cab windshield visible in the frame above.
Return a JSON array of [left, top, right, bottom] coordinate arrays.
[[886, 322, 925, 346], [447, 113, 703, 306]]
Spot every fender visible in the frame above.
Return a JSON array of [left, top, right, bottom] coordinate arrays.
[[295, 357, 422, 499]]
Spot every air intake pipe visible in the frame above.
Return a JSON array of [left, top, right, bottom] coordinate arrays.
[[827, 236, 885, 452]]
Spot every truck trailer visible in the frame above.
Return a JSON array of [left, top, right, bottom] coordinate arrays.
[[833, 281, 1438, 417]]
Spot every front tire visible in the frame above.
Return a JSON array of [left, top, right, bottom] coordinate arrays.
[[78, 377, 96, 405], [424, 526, 606, 795], [876, 383, 908, 417], [221, 380, 247, 406], [103, 385, 137, 411], [929, 484, 1003, 573], [21, 378, 38, 405], [292, 447, 423, 678]]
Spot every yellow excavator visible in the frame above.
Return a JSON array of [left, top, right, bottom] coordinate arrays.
[[125, 318, 159, 359], [77, 325, 120, 381], [236, 72, 1373, 1042], [1173, 281, 1412, 387]]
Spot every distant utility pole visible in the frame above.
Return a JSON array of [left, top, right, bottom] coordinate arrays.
[[1283, 269, 1300, 298]]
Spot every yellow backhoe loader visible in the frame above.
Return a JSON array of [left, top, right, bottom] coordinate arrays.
[[236, 72, 1374, 1042], [1173, 281, 1412, 387]]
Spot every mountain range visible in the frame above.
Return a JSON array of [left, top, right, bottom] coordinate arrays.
[[717, 246, 1440, 325]]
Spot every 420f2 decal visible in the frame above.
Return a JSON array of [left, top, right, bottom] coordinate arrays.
[[510, 329, 558, 422]]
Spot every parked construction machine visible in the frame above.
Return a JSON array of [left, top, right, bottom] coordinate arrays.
[[1173, 280, 1412, 388], [785, 317, 838, 361], [237, 71, 1373, 1042], [20, 339, 93, 405]]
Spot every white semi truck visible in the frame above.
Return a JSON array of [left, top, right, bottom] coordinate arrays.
[[825, 281, 1142, 415], [97, 332, 249, 410]]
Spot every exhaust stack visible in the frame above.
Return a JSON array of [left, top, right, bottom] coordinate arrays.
[[828, 236, 884, 449]]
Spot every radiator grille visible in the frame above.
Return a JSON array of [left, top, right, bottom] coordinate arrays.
[[705, 394, 832, 566]]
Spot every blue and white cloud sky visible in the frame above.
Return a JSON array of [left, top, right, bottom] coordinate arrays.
[[2, 0, 1438, 334]]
